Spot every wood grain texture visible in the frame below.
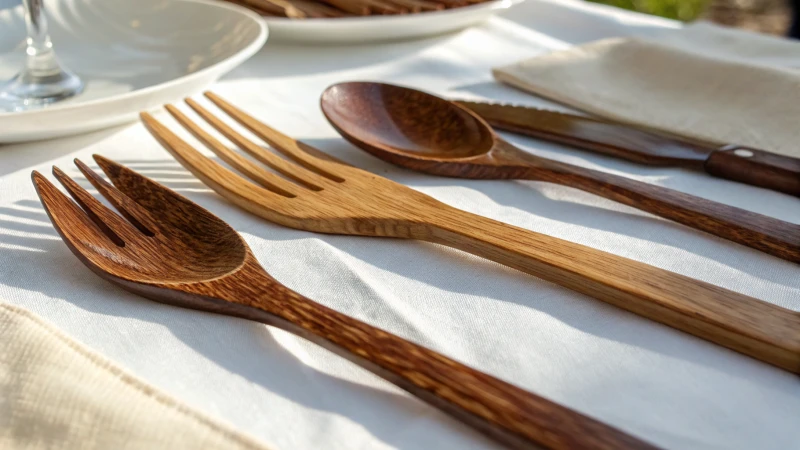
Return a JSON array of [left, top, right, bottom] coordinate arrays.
[[320, 82, 800, 264], [31, 158, 657, 450], [427, 208, 800, 375], [224, 0, 469, 17], [453, 101, 712, 167], [455, 101, 800, 197], [705, 145, 800, 197], [138, 91, 800, 376]]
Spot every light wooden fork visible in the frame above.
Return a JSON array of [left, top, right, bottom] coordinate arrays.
[[140, 92, 800, 374], [32, 158, 656, 450]]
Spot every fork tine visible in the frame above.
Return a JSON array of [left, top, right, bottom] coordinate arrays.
[[182, 98, 330, 191], [52, 166, 145, 246], [139, 113, 284, 211], [163, 104, 301, 197], [203, 91, 345, 182], [32, 171, 124, 248], [74, 159, 158, 236], [91, 154, 245, 236]]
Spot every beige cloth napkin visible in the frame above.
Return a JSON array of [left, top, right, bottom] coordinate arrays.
[[493, 22, 800, 157], [0, 303, 273, 450]]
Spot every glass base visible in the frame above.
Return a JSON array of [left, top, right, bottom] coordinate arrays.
[[0, 68, 84, 112]]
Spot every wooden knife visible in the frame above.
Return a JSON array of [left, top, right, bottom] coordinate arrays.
[[456, 101, 800, 197]]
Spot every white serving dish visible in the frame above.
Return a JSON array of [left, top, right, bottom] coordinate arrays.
[[264, 0, 522, 43], [0, 0, 267, 143]]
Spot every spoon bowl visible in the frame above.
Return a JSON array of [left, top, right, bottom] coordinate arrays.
[[321, 82, 496, 165]]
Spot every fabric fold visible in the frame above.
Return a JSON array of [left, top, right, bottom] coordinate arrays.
[[0, 303, 273, 450], [493, 22, 800, 157]]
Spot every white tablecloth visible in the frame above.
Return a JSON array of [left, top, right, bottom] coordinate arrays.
[[2, 1, 799, 448]]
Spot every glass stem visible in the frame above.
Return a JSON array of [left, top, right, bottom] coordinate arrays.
[[0, 0, 83, 110], [22, 0, 63, 79]]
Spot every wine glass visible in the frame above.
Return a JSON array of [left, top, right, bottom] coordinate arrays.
[[0, 0, 83, 111]]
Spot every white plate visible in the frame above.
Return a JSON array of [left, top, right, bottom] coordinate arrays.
[[0, 0, 267, 143], [265, 0, 522, 43]]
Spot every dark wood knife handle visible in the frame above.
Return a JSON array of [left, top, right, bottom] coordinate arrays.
[[705, 145, 800, 197]]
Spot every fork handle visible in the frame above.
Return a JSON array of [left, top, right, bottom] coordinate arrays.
[[240, 277, 657, 450], [425, 207, 800, 374], [500, 141, 800, 264]]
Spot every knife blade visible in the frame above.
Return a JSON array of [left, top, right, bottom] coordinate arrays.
[[456, 100, 800, 197]]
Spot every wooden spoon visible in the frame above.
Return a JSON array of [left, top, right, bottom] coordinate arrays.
[[320, 81, 800, 264]]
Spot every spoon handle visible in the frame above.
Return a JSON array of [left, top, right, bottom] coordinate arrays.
[[498, 141, 800, 264], [425, 207, 800, 373], [233, 271, 656, 450]]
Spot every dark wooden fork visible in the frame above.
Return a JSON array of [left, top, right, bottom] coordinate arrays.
[[31, 158, 657, 450]]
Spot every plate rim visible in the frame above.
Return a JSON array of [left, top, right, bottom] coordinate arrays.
[[0, 0, 268, 118], [262, 0, 520, 26]]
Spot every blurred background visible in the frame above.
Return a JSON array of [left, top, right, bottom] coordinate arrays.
[[592, 0, 791, 34], [0, 0, 792, 41]]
